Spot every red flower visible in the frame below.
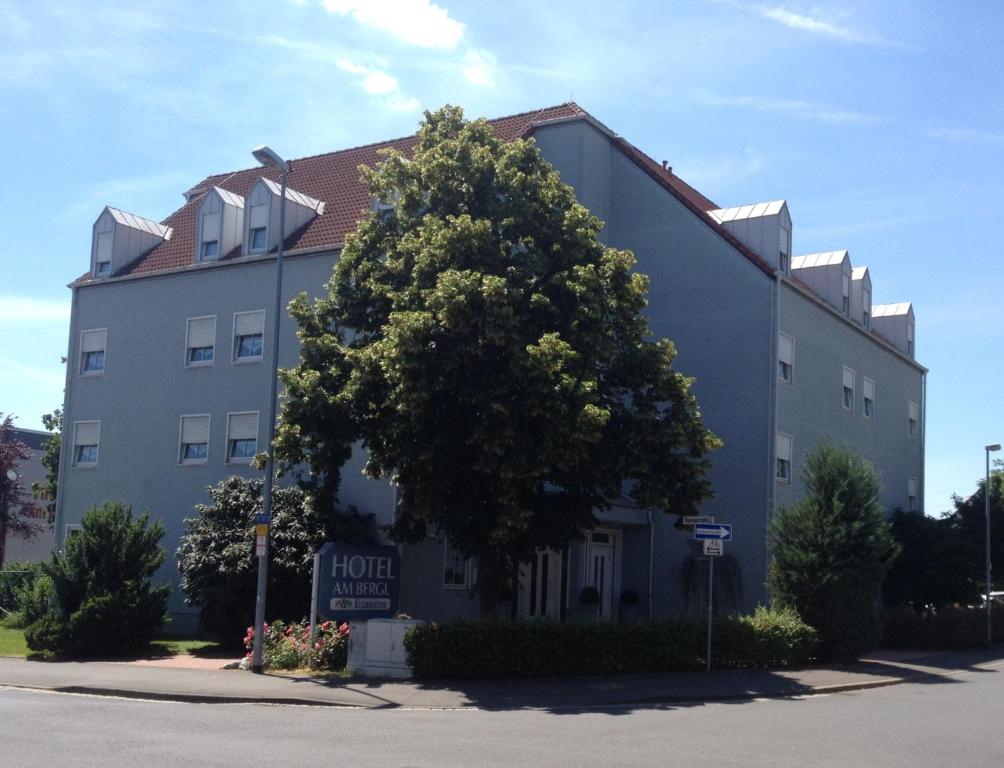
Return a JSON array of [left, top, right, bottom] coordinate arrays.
[[338, 622, 350, 636]]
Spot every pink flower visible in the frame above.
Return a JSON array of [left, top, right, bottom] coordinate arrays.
[[321, 621, 331, 630], [338, 622, 350, 636], [315, 641, 323, 650]]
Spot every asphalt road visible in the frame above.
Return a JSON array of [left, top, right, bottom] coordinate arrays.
[[2, 665, 1003, 767]]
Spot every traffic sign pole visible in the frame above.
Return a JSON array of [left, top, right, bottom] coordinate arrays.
[[707, 553, 714, 672]]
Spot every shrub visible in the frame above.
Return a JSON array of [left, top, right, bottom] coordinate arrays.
[[882, 605, 1004, 650], [24, 502, 170, 656], [404, 607, 817, 679], [242, 618, 350, 671], [0, 561, 47, 627], [769, 441, 897, 660], [177, 477, 333, 644]]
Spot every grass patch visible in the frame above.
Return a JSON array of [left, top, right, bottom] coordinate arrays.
[[0, 627, 28, 657]]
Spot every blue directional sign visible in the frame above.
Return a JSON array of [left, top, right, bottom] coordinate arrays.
[[694, 523, 732, 541]]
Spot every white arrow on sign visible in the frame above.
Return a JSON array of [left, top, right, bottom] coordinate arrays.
[[694, 523, 733, 541]]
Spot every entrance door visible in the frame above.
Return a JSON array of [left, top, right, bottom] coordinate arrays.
[[586, 530, 618, 619], [518, 549, 562, 620]]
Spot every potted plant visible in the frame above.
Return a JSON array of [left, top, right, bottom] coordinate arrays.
[[620, 588, 640, 622], [579, 585, 601, 621]]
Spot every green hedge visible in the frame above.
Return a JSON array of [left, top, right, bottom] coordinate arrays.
[[883, 605, 1004, 650], [404, 606, 817, 679]]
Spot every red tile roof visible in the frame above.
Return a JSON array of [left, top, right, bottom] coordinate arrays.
[[75, 102, 773, 284]]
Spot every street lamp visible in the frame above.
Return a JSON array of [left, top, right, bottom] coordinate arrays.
[[1, 468, 18, 567], [250, 145, 290, 673], [986, 444, 1001, 645]]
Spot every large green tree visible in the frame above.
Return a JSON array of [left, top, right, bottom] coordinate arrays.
[[275, 106, 721, 610], [0, 413, 45, 565], [32, 409, 62, 516], [944, 468, 1004, 589], [769, 440, 897, 659]]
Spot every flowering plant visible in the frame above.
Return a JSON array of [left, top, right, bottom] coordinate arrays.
[[243, 618, 349, 671]]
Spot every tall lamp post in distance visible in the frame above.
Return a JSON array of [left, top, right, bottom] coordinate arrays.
[[250, 145, 289, 673], [986, 443, 1001, 646]]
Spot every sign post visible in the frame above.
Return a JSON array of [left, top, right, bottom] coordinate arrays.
[[693, 522, 733, 672]]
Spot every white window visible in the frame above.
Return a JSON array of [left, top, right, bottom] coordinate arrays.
[[778, 333, 794, 384], [200, 240, 219, 261], [841, 272, 851, 316], [908, 477, 918, 512], [863, 377, 875, 420], [233, 310, 265, 362], [776, 432, 792, 483], [443, 540, 472, 589], [779, 223, 791, 275], [72, 420, 100, 467], [79, 328, 107, 376], [186, 316, 216, 366], [863, 287, 871, 329], [248, 200, 268, 253], [227, 411, 258, 463], [907, 321, 915, 357], [179, 414, 210, 465], [95, 231, 112, 277], [908, 401, 919, 439], [842, 366, 855, 411]]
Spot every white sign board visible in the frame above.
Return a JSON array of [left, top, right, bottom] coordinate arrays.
[[703, 539, 723, 556], [683, 515, 714, 525]]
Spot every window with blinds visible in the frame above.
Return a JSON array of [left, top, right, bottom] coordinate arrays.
[[908, 401, 919, 439], [778, 333, 794, 384], [233, 310, 264, 362], [842, 366, 855, 411], [908, 477, 918, 512], [863, 377, 875, 420], [179, 414, 210, 464], [776, 432, 792, 483], [79, 328, 107, 376], [186, 316, 216, 366], [73, 420, 100, 467], [227, 411, 258, 463]]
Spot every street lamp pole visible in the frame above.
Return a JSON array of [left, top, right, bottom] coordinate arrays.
[[986, 443, 1001, 646], [250, 145, 290, 673]]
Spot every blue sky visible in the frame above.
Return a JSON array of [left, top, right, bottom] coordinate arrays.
[[1, 0, 1001, 514]]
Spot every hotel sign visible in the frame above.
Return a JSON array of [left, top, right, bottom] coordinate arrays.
[[315, 542, 400, 621]]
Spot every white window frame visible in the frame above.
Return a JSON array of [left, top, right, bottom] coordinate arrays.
[[842, 366, 855, 411], [199, 239, 220, 262], [908, 477, 918, 512], [841, 272, 851, 316], [226, 411, 259, 465], [778, 332, 794, 385], [79, 328, 107, 377], [185, 315, 217, 368], [443, 540, 472, 590], [908, 401, 919, 439], [72, 420, 100, 468], [249, 225, 268, 253], [178, 414, 211, 466], [779, 223, 791, 276], [863, 377, 875, 421], [862, 287, 871, 329], [776, 431, 793, 484], [232, 310, 265, 364]]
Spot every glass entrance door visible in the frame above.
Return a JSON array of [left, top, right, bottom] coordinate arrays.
[[518, 549, 562, 620], [586, 530, 618, 619]]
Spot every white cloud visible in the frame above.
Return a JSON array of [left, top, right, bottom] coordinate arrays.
[[717, 2, 917, 49], [673, 147, 767, 187], [322, 0, 465, 49], [0, 297, 71, 324], [336, 58, 420, 112], [930, 128, 1004, 146], [462, 49, 496, 87], [696, 91, 883, 125]]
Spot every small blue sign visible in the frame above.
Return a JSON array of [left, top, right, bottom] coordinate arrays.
[[314, 542, 400, 621], [255, 513, 270, 525], [694, 523, 733, 542]]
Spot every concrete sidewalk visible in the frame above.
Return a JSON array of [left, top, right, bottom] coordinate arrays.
[[1, 648, 1001, 710]]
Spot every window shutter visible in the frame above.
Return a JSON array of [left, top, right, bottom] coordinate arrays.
[[75, 420, 100, 446], [908, 477, 918, 497], [843, 367, 855, 390], [249, 203, 268, 229], [909, 402, 919, 421], [187, 317, 216, 348], [201, 211, 220, 239], [228, 412, 258, 440], [96, 231, 112, 261], [234, 311, 264, 337], [776, 432, 792, 461], [778, 334, 794, 366], [863, 378, 875, 400], [180, 415, 210, 444], [81, 329, 106, 353]]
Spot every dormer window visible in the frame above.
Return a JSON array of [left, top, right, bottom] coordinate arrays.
[[91, 207, 171, 278], [863, 288, 871, 328], [201, 240, 219, 261], [779, 223, 791, 276], [907, 321, 915, 356], [94, 230, 112, 277], [95, 259, 111, 277], [841, 272, 851, 316], [196, 187, 244, 264], [250, 226, 267, 251]]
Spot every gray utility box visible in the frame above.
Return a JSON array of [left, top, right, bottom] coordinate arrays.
[[346, 618, 425, 678]]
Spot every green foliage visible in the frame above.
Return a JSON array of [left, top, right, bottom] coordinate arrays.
[[0, 413, 45, 544], [275, 104, 721, 612], [25, 502, 170, 656], [32, 409, 61, 514], [945, 469, 1004, 588], [769, 440, 897, 660], [0, 562, 52, 629], [176, 476, 334, 644], [404, 607, 816, 679], [883, 605, 1004, 650], [884, 509, 981, 610]]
